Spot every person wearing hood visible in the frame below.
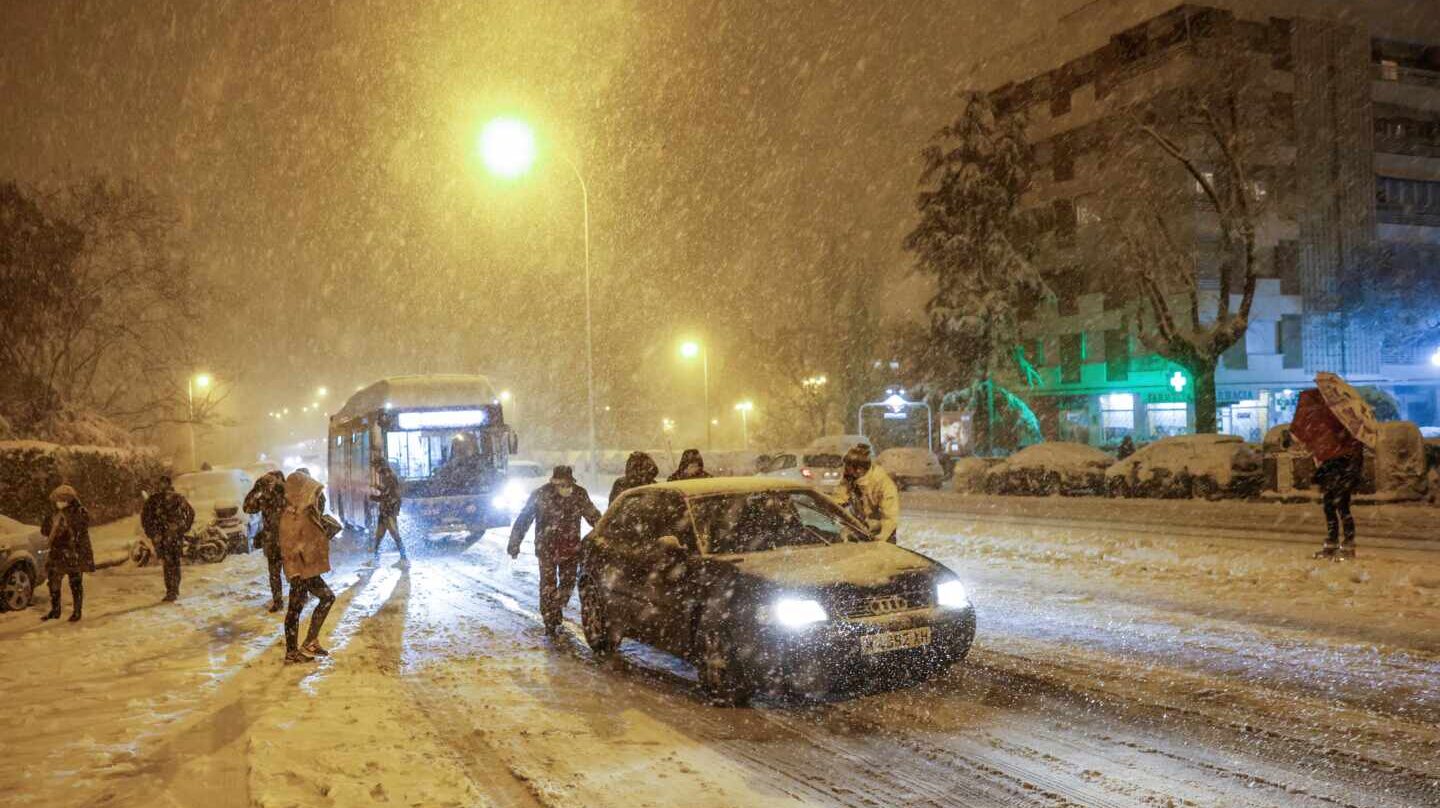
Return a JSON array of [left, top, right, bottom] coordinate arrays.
[[609, 451, 659, 505], [829, 445, 900, 543], [142, 475, 195, 603], [244, 470, 288, 611], [41, 485, 95, 622], [667, 448, 712, 481], [278, 468, 336, 663], [508, 466, 602, 636]]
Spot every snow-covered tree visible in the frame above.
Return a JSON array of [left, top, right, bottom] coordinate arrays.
[[1087, 28, 1275, 434], [904, 92, 1048, 453]]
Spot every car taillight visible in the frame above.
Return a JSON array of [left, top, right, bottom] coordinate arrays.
[[801, 467, 813, 479]]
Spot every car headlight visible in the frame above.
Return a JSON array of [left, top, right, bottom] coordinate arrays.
[[773, 598, 828, 628], [936, 580, 970, 609]]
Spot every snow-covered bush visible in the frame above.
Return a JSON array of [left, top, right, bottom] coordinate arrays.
[[0, 441, 166, 525], [1375, 421, 1425, 500], [1107, 435, 1262, 499], [985, 442, 1111, 496], [950, 456, 995, 493]]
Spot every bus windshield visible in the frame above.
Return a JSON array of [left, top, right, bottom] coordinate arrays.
[[387, 429, 491, 480]]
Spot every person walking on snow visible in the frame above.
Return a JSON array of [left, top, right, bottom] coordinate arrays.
[[667, 448, 712, 481], [1292, 387, 1369, 560], [368, 461, 408, 568], [278, 468, 336, 663], [508, 466, 602, 636], [142, 475, 195, 603], [609, 451, 659, 506], [830, 445, 900, 543], [41, 485, 94, 622], [244, 470, 288, 611]]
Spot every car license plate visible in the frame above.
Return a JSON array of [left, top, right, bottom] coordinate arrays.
[[860, 626, 931, 655]]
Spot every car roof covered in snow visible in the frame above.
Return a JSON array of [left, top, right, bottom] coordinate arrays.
[[634, 477, 816, 498], [334, 374, 498, 419]]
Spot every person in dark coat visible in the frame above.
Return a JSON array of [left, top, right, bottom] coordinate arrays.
[[244, 470, 288, 611], [368, 462, 408, 568], [1116, 435, 1136, 460], [41, 485, 95, 622], [667, 448, 712, 481], [608, 451, 659, 506], [508, 466, 602, 635], [141, 476, 195, 603]]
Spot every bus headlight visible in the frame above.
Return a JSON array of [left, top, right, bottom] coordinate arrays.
[[493, 480, 526, 512]]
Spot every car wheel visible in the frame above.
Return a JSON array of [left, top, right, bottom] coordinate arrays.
[[699, 627, 753, 707], [195, 539, 227, 565], [0, 564, 35, 611], [579, 575, 617, 658]]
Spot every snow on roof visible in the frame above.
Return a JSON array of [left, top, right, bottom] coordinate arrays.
[[998, 442, 1112, 472], [642, 478, 814, 497], [335, 374, 498, 420]]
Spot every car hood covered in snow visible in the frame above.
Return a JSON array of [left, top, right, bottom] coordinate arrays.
[[711, 540, 938, 590]]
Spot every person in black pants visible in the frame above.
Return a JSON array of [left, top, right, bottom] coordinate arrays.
[[368, 462, 408, 568], [141, 476, 195, 603], [244, 470, 288, 611], [278, 468, 337, 663], [1316, 447, 1365, 560], [41, 485, 95, 622]]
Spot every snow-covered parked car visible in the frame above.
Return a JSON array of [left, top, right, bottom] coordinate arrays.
[[763, 452, 846, 492], [164, 469, 257, 555], [0, 515, 48, 611], [985, 442, 1112, 496], [1106, 434, 1263, 499], [876, 447, 945, 490]]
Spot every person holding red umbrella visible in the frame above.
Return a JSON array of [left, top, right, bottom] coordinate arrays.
[[1289, 373, 1379, 560]]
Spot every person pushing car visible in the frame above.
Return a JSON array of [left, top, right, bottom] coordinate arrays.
[[830, 444, 900, 543], [507, 465, 602, 637]]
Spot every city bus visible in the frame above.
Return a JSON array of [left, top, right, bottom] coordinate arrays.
[[328, 374, 518, 548]]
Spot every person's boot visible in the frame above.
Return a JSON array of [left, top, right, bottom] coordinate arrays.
[[1313, 544, 1338, 560], [394, 557, 410, 570], [41, 607, 61, 621], [268, 600, 284, 613], [301, 639, 329, 657], [68, 609, 82, 622], [69, 583, 83, 621], [284, 648, 315, 664]]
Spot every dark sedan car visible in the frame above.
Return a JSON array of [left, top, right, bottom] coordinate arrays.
[[578, 478, 976, 705]]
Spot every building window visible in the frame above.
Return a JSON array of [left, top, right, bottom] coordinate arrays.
[[1054, 198, 1078, 244], [1053, 141, 1075, 181], [1279, 314, 1303, 369], [1104, 329, 1130, 381], [1060, 334, 1085, 383], [1146, 402, 1190, 438], [1099, 393, 1135, 443]]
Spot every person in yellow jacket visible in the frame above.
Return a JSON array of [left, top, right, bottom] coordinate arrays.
[[278, 468, 335, 663], [829, 445, 900, 543]]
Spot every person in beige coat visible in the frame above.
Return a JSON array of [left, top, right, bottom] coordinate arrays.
[[278, 468, 335, 663], [829, 445, 901, 543]]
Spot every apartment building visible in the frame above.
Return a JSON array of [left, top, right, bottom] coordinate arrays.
[[985, 2, 1440, 446]]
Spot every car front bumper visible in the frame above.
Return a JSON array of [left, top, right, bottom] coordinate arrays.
[[745, 606, 977, 696]]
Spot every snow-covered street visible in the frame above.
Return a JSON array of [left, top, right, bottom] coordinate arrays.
[[4, 497, 1437, 808]]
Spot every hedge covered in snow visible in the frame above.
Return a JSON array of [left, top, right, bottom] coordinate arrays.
[[0, 441, 167, 525]]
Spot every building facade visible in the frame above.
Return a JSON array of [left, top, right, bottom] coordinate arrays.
[[987, 2, 1440, 447]]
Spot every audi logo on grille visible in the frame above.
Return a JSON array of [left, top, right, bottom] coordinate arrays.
[[866, 595, 909, 615]]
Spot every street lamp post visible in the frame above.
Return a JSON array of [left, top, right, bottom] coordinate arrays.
[[187, 373, 212, 471], [734, 400, 753, 448], [479, 117, 598, 480], [680, 340, 711, 450]]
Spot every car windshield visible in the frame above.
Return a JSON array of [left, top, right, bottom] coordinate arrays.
[[803, 453, 843, 468], [691, 489, 869, 554]]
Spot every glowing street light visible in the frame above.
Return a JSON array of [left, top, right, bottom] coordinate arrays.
[[187, 372, 213, 471], [478, 116, 596, 478], [679, 340, 712, 449], [734, 400, 754, 448], [316, 386, 328, 398], [478, 118, 537, 179]]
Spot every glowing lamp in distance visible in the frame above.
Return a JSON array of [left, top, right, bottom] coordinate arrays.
[[397, 410, 489, 430], [479, 118, 536, 179]]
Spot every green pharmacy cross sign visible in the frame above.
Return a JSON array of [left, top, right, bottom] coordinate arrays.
[[1169, 371, 1188, 394]]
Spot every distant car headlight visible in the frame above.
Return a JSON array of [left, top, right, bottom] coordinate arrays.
[[773, 598, 828, 628], [937, 580, 970, 609], [493, 480, 527, 511]]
